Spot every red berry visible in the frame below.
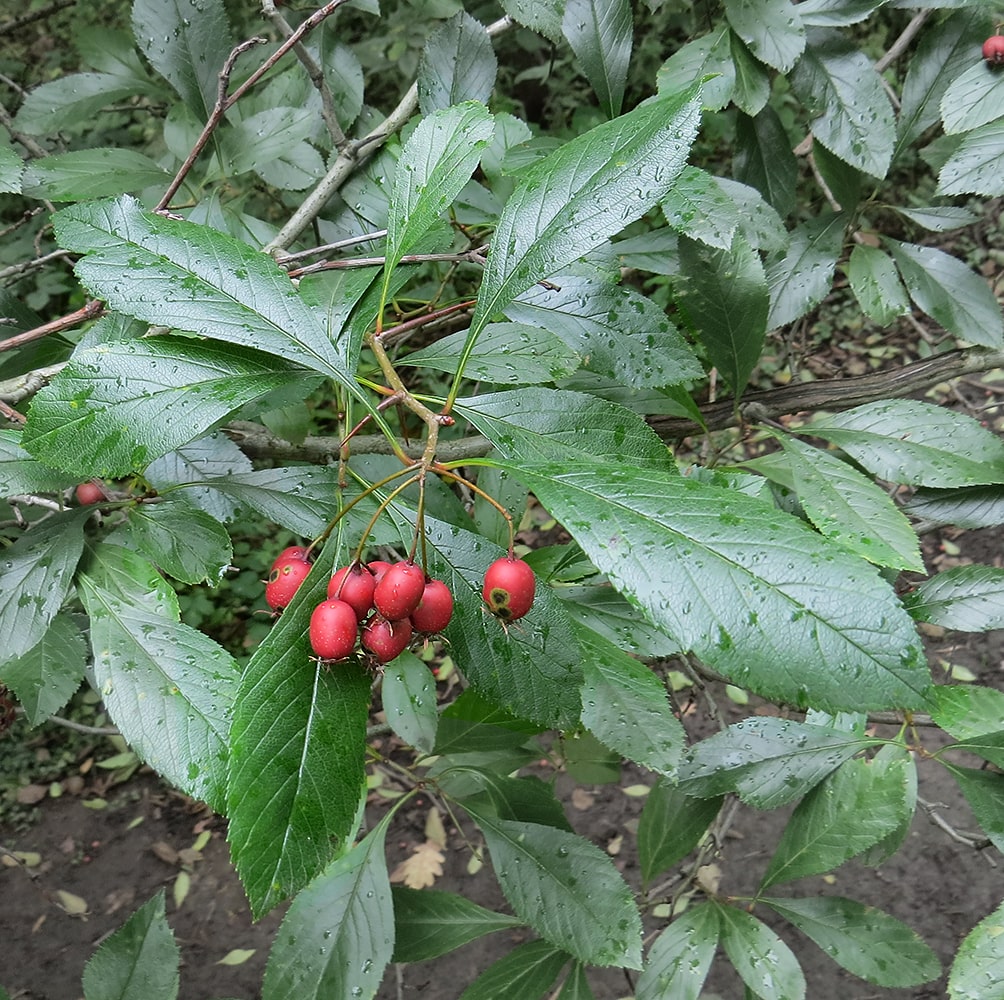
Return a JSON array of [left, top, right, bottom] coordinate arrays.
[[367, 560, 393, 583], [483, 557, 536, 622], [983, 34, 1004, 63], [410, 578, 454, 633], [76, 481, 106, 505], [310, 599, 358, 660], [361, 615, 413, 663], [265, 557, 312, 610], [373, 561, 426, 620], [272, 545, 311, 569], [327, 563, 377, 621]]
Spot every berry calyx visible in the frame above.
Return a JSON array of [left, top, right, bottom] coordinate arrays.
[[265, 556, 312, 611], [410, 578, 454, 634], [983, 34, 1004, 64], [75, 481, 106, 505], [361, 615, 413, 663], [483, 556, 536, 622], [327, 563, 377, 621], [309, 599, 358, 660], [373, 560, 426, 620]]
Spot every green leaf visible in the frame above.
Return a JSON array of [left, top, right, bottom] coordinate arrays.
[[556, 584, 679, 658], [949, 899, 1004, 1000], [761, 896, 940, 987], [391, 887, 523, 962], [940, 62, 1004, 135], [575, 626, 684, 778], [905, 485, 1004, 529], [950, 732, 1004, 771], [724, 0, 804, 71], [467, 84, 701, 344], [859, 742, 918, 866], [562, 730, 621, 784], [462, 805, 643, 968], [459, 940, 568, 1000], [0, 138, 24, 194], [418, 12, 498, 114], [505, 270, 702, 388], [938, 121, 1004, 198], [760, 755, 909, 889], [227, 541, 372, 918], [904, 565, 1004, 631], [0, 429, 79, 494], [885, 239, 1004, 348], [657, 29, 735, 112], [678, 717, 880, 808], [557, 962, 595, 1000], [789, 29, 894, 178], [845, 244, 911, 325], [509, 461, 930, 713], [14, 72, 163, 134], [215, 108, 323, 191], [405, 323, 579, 384], [262, 813, 394, 1000], [676, 231, 768, 394], [637, 779, 723, 883], [894, 205, 981, 233], [127, 498, 232, 585], [950, 766, 1004, 853], [21, 149, 171, 201], [795, 0, 889, 27], [807, 400, 1004, 487], [562, 0, 633, 118], [928, 684, 1004, 741], [82, 891, 179, 1000], [499, 0, 564, 41], [730, 31, 772, 116], [52, 196, 360, 390], [0, 615, 86, 726], [766, 213, 846, 329], [132, 0, 233, 121], [382, 651, 439, 754], [636, 904, 720, 1000], [79, 575, 237, 814], [717, 903, 806, 1000], [734, 107, 797, 217], [0, 509, 89, 668], [768, 432, 924, 572], [81, 541, 180, 620]]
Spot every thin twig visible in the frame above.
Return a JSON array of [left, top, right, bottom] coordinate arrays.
[[0, 99, 49, 159], [288, 246, 488, 278], [875, 11, 931, 73], [0, 0, 77, 37], [0, 299, 104, 353], [274, 229, 388, 265], [0, 248, 71, 282]]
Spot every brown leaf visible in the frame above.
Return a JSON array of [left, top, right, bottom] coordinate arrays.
[[150, 841, 179, 865], [389, 841, 445, 889], [16, 784, 48, 804]]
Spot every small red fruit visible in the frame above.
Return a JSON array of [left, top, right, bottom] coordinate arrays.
[[367, 560, 393, 583], [265, 556, 312, 610], [483, 557, 536, 622], [327, 563, 377, 621], [410, 578, 454, 633], [361, 615, 413, 663], [272, 545, 311, 569], [310, 599, 358, 660], [373, 561, 426, 620], [76, 481, 106, 505], [983, 34, 1004, 64]]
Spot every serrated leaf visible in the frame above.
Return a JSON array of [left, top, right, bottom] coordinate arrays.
[[556, 584, 679, 658], [506, 270, 702, 389], [940, 62, 1004, 135], [466, 85, 701, 346], [904, 565, 1004, 631], [227, 541, 371, 918], [885, 239, 1003, 347], [51, 196, 360, 390], [636, 904, 719, 1000], [132, 0, 233, 121], [845, 244, 911, 325], [499, 0, 564, 41], [557, 962, 594, 1000], [730, 30, 771, 115], [637, 779, 723, 882], [766, 213, 846, 329], [82, 891, 179, 1000], [21, 149, 171, 201], [508, 461, 930, 712], [769, 432, 923, 571], [562, 0, 633, 118], [894, 205, 980, 232], [0, 429, 79, 495], [0, 140, 24, 194], [677, 231, 768, 394], [928, 684, 1004, 740], [678, 717, 880, 808], [382, 651, 439, 754], [950, 732, 1004, 771], [762, 895, 939, 987], [717, 903, 806, 999], [575, 626, 684, 777], [79, 575, 236, 813], [0, 615, 86, 726], [261, 813, 394, 1000], [459, 939, 568, 1000], [760, 755, 909, 889], [905, 485, 1004, 528], [724, 0, 804, 71], [463, 806, 643, 968], [418, 12, 498, 114], [405, 323, 579, 384], [215, 108, 323, 191], [807, 400, 1004, 487], [938, 121, 1004, 198], [790, 29, 894, 178], [14, 73, 164, 134], [127, 498, 231, 585], [662, 165, 740, 248], [0, 509, 89, 668], [734, 106, 797, 217], [950, 766, 1004, 853], [949, 899, 1004, 1000], [657, 29, 736, 112], [796, 0, 889, 27], [81, 541, 180, 620], [859, 742, 918, 866]]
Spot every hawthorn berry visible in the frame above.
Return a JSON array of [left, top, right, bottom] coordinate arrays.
[[327, 563, 377, 621], [309, 599, 358, 660], [265, 555, 312, 610], [410, 578, 454, 633], [983, 34, 1004, 64], [361, 615, 413, 663], [373, 561, 426, 620], [367, 560, 393, 583], [75, 481, 106, 505], [483, 556, 536, 622], [272, 545, 311, 569]]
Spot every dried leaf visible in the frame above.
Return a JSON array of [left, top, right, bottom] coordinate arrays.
[[16, 784, 48, 804], [425, 807, 447, 848], [151, 841, 180, 865], [389, 840, 445, 889], [571, 787, 595, 810], [173, 870, 191, 909], [55, 889, 89, 916], [217, 948, 256, 966]]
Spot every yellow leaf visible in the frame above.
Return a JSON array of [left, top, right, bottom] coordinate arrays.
[[56, 889, 89, 916], [173, 871, 190, 909], [424, 807, 446, 848], [217, 948, 256, 966], [389, 841, 445, 889]]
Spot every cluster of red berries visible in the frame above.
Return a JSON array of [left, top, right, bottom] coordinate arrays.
[[984, 33, 1004, 64], [264, 546, 537, 666]]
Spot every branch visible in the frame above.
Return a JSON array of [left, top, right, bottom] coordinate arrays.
[[0, 0, 77, 38], [0, 299, 104, 354]]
